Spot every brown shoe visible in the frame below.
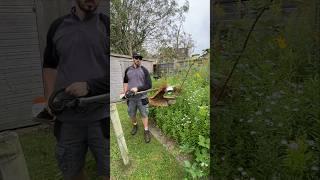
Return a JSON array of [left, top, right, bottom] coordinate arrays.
[[144, 130, 151, 143]]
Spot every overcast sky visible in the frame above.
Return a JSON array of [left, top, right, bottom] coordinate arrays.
[[179, 0, 210, 55]]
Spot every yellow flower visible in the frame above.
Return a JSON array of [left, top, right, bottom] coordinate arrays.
[[195, 73, 201, 78], [275, 36, 287, 49]]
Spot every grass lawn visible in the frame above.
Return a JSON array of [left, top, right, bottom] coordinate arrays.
[[19, 127, 99, 180], [19, 103, 184, 179], [110, 103, 185, 179]]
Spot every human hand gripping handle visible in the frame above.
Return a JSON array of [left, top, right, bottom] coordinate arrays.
[[119, 89, 137, 100], [130, 87, 138, 94], [65, 82, 89, 97]]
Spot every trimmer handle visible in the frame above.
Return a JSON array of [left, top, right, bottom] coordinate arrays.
[[48, 88, 108, 115]]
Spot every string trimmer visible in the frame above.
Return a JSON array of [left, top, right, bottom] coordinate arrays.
[[119, 86, 173, 100], [48, 88, 107, 115], [33, 86, 175, 123], [33, 88, 108, 123]]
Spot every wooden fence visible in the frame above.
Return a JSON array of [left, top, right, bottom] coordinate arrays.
[[153, 57, 208, 78]]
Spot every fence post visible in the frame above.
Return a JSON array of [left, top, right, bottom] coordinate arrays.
[[110, 103, 129, 165], [0, 131, 30, 180]]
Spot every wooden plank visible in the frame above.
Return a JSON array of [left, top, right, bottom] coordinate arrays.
[[3, 57, 40, 63], [0, 90, 42, 99], [0, 106, 32, 115], [0, 52, 40, 58], [0, 45, 39, 54], [1, 112, 34, 122], [5, 64, 41, 71], [0, 83, 42, 93], [0, 17, 35, 24], [0, 8, 34, 13], [1, 65, 41, 72], [5, 82, 42, 91], [0, 33, 38, 40], [0, 85, 42, 95], [0, 21, 36, 27], [1, 98, 40, 109], [0, 42, 39, 48], [0, 132, 31, 180], [0, 13, 34, 20], [0, 93, 42, 100], [0, 76, 42, 84], [1, 72, 42, 80], [1, 102, 32, 110], [0, 105, 32, 115], [0, 27, 36, 33], [0, 118, 34, 128], [0, 39, 38, 46], [0, 119, 38, 132], [0, 80, 42, 88], [110, 103, 129, 165], [0, 59, 41, 68], [0, 0, 33, 6], [0, 109, 33, 120]]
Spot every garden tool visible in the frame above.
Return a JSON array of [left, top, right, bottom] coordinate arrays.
[[118, 85, 177, 107], [33, 88, 108, 123], [148, 85, 178, 107], [48, 88, 108, 115], [119, 86, 174, 100]]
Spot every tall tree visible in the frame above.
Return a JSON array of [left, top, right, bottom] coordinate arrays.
[[157, 23, 195, 62], [110, 0, 189, 56]]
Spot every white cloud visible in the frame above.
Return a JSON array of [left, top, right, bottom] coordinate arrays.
[[180, 0, 210, 54]]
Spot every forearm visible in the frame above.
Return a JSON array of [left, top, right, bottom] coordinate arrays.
[[43, 68, 57, 103], [123, 83, 128, 92]]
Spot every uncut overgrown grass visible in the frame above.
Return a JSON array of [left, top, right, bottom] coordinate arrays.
[[150, 60, 210, 179], [212, 0, 319, 179]]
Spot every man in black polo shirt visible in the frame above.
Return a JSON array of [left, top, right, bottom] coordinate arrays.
[[123, 52, 152, 143], [42, 0, 109, 179]]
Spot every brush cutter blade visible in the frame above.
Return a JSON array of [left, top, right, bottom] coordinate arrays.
[[149, 85, 178, 107]]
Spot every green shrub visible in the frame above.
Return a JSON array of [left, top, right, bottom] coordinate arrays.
[[212, 0, 319, 179], [150, 62, 210, 179]]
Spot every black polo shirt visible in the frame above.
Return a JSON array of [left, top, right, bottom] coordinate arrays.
[[123, 65, 152, 100], [43, 10, 109, 122]]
